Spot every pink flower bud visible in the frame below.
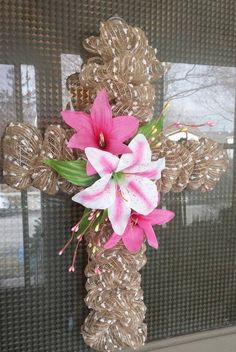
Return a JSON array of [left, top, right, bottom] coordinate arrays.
[[207, 120, 214, 127], [68, 265, 75, 273], [71, 223, 79, 232], [174, 121, 182, 128]]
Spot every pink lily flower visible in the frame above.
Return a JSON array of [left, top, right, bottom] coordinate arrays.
[[104, 208, 175, 252], [72, 134, 165, 235], [61, 89, 139, 175]]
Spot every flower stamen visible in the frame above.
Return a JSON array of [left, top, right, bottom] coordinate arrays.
[[98, 132, 106, 148], [121, 191, 128, 202]]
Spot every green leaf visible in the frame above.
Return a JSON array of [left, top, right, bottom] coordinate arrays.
[[138, 115, 165, 140], [77, 208, 91, 235], [92, 209, 108, 231], [77, 209, 108, 236], [43, 159, 99, 187]]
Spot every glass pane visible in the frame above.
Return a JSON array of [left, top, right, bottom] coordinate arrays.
[[163, 63, 235, 225], [0, 64, 16, 136], [164, 63, 236, 143], [61, 53, 83, 109], [0, 186, 43, 288], [27, 188, 43, 286], [0, 184, 24, 287], [21, 65, 37, 126]]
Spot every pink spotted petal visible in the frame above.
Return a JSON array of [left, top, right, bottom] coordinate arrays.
[[106, 139, 131, 155], [144, 209, 175, 225], [61, 110, 93, 132], [138, 219, 158, 249], [85, 147, 119, 177], [108, 190, 131, 235], [86, 161, 97, 176], [124, 175, 158, 215], [117, 134, 152, 172], [72, 174, 115, 209], [122, 223, 145, 252], [67, 131, 97, 149], [90, 89, 113, 135], [111, 116, 139, 141], [104, 233, 121, 250]]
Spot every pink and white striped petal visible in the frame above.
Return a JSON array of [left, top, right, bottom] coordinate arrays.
[[85, 147, 119, 177], [108, 189, 131, 235], [72, 174, 115, 209], [116, 134, 152, 172], [86, 161, 97, 176], [124, 175, 158, 215], [124, 158, 165, 180]]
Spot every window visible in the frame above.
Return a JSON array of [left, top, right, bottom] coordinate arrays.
[[0, 2, 235, 351]]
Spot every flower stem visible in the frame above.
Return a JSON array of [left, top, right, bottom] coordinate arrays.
[[58, 233, 74, 256]]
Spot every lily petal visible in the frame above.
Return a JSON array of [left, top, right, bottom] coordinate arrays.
[[106, 140, 131, 155], [111, 116, 139, 141], [61, 110, 93, 132], [124, 158, 165, 180], [86, 161, 97, 176], [104, 232, 121, 250], [85, 147, 119, 177], [90, 89, 113, 135], [144, 209, 175, 225], [108, 189, 131, 235], [67, 131, 97, 149], [122, 223, 145, 252], [117, 134, 152, 172], [138, 219, 158, 249], [72, 174, 115, 209], [124, 175, 158, 215]]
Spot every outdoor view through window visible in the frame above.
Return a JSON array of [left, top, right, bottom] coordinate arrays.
[[164, 63, 235, 225]]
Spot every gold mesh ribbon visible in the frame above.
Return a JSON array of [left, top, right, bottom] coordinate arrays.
[[76, 19, 164, 350], [153, 134, 228, 193], [186, 138, 229, 192], [67, 18, 166, 121], [2, 122, 82, 195], [82, 222, 147, 352]]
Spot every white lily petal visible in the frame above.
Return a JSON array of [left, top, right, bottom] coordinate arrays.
[[108, 189, 131, 235], [125, 157, 165, 180], [117, 134, 152, 172], [85, 147, 119, 177], [72, 174, 115, 209], [124, 175, 158, 215], [118, 183, 131, 207]]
